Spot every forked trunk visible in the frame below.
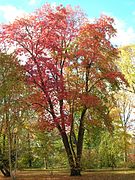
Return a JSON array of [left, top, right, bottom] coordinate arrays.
[[58, 109, 86, 176], [60, 131, 83, 176]]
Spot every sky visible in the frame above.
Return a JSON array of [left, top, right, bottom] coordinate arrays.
[[0, 0, 135, 46]]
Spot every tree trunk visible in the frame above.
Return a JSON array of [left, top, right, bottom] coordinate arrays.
[[2, 134, 6, 154], [123, 128, 128, 164], [70, 168, 81, 176], [75, 108, 86, 175], [6, 112, 12, 178], [14, 134, 18, 176], [60, 131, 82, 176], [44, 157, 48, 169], [1, 165, 10, 177], [8, 124, 12, 178], [28, 133, 32, 168], [57, 108, 87, 176]]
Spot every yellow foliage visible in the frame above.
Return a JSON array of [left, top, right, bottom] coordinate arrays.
[[119, 45, 135, 86], [109, 107, 120, 120]]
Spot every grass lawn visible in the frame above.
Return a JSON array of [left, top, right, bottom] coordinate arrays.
[[0, 169, 135, 180]]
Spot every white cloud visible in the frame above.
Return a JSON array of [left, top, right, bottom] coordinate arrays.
[[112, 18, 135, 46], [0, 5, 135, 46], [99, 11, 135, 46], [0, 5, 27, 23], [28, 0, 37, 5], [89, 11, 135, 46]]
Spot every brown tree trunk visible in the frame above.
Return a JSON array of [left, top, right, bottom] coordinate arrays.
[[76, 108, 86, 175], [1, 166, 10, 177], [56, 108, 87, 176], [59, 123, 85, 176], [70, 168, 81, 176], [7, 121, 12, 178], [28, 132, 32, 168], [60, 131, 75, 169], [60, 131, 80, 176]]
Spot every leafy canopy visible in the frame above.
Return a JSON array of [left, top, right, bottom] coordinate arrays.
[[0, 3, 127, 131]]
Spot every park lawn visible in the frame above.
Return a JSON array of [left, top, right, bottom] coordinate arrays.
[[0, 169, 135, 180]]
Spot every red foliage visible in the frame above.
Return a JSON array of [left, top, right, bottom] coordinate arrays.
[[80, 94, 100, 108], [0, 3, 127, 132]]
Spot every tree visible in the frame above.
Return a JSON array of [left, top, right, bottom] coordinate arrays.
[[119, 45, 135, 93], [115, 91, 134, 163], [98, 130, 124, 169], [0, 4, 127, 176], [118, 45, 135, 163], [0, 53, 25, 177]]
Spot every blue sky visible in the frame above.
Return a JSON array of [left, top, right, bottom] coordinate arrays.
[[0, 0, 135, 45]]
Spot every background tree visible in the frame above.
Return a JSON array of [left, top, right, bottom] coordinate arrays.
[[118, 45, 135, 163], [0, 53, 26, 177], [119, 45, 135, 93], [114, 91, 134, 164], [98, 130, 124, 169]]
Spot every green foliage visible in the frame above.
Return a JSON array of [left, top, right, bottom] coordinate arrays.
[[98, 131, 124, 168]]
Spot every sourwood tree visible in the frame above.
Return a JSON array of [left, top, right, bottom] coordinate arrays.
[[0, 4, 127, 176]]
